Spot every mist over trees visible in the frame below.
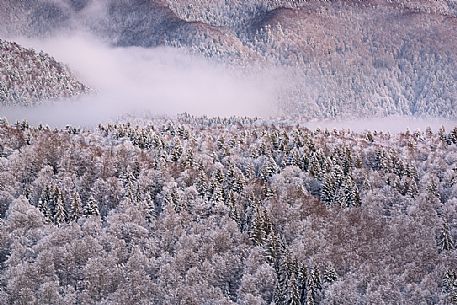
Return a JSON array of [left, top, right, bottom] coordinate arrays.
[[1, 0, 457, 119], [0, 116, 456, 304]]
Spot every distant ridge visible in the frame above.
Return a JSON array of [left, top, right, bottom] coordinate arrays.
[[1, 0, 456, 118]]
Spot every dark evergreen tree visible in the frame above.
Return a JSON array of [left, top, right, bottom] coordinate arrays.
[[83, 195, 100, 217], [437, 223, 455, 252], [70, 191, 82, 222], [53, 188, 66, 225]]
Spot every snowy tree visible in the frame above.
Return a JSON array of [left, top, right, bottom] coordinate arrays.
[[437, 222, 455, 252], [83, 195, 100, 217]]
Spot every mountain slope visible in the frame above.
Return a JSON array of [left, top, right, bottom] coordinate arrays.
[[250, 2, 457, 118], [0, 39, 89, 106], [1, 0, 456, 118]]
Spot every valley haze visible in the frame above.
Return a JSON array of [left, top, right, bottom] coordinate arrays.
[[2, 33, 278, 125]]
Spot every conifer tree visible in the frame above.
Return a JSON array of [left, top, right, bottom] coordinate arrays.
[[211, 185, 224, 205], [53, 189, 67, 225], [426, 177, 440, 201], [321, 173, 336, 205], [274, 277, 288, 305], [308, 153, 322, 178], [323, 265, 338, 283], [261, 156, 279, 181], [438, 223, 455, 252], [443, 269, 457, 305], [250, 206, 266, 246], [144, 192, 155, 222], [443, 269, 457, 292], [306, 290, 316, 305], [70, 191, 82, 222], [288, 272, 301, 305], [38, 186, 53, 223], [405, 177, 418, 198], [83, 195, 100, 217], [171, 138, 183, 162]]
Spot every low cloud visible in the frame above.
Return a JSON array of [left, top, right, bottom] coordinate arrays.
[[2, 32, 279, 127], [302, 116, 457, 133]]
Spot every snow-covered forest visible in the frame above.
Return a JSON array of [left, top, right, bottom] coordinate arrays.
[[1, 1, 457, 304], [0, 39, 88, 106], [0, 116, 456, 304]]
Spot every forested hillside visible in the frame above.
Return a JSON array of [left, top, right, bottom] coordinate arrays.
[[0, 39, 89, 106], [1, 116, 456, 304], [1, 0, 456, 118], [1, 1, 457, 303]]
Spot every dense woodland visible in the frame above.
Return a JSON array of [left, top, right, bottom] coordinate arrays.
[[0, 115, 456, 304]]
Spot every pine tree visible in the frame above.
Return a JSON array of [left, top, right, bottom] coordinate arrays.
[[181, 149, 194, 168], [250, 205, 271, 246], [305, 289, 316, 305], [376, 149, 389, 171], [244, 162, 255, 180], [38, 186, 53, 223], [274, 256, 291, 305], [288, 272, 300, 305], [193, 170, 206, 197], [437, 223, 455, 252], [426, 177, 440, 201], [402, 177, 418, 198], [438, 126, 446, 143], [70, 191, 82, 222], [343, 175, 361, 207], [286, 147, 301, 167], [443, 269, 457, 292], [298, 265, 308, 304], [274, 276, 287, 305], [443, 269, 457, 305], [308, 153, 322, 178], [266, 231, 286, 271], [451, 127, 457, 144], [263, 183, 275, 198], [425, 126, 433, 138], [213, 168, 225, 185], [83, 195, 100, 217], [231, 168, 245, 194], [170, 138, 183, 162], [305, 267, 321, 305], [144, 192, 155, 222], [53, 189, 67, 225], [323, 265, 338, 283], [211, 185, 224, 205], [309, 267, 321, 291], [261, 156, 279, 181], [321, 173, 336, 205]]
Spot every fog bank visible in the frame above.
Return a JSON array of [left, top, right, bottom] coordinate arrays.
[[2, 33, 278, 127], [302, 116, 456, 133]]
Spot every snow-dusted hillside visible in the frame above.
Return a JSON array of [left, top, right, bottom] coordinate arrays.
[[0, 39, 89, 106], [1, 2, 457, 304], [0, 116, 456, 304], [1, 0, 456, 118]]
